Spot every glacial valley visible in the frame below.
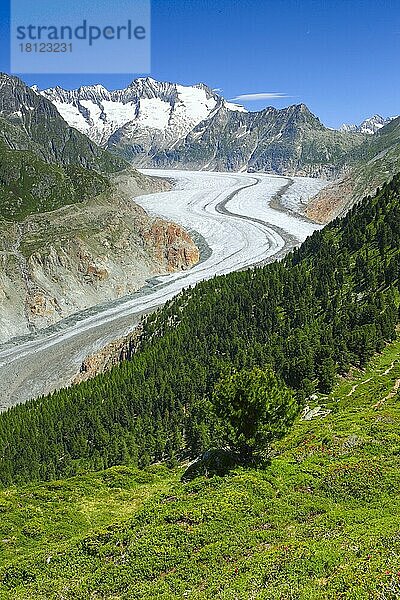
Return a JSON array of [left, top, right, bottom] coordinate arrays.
[[0, 170, 325, 409]]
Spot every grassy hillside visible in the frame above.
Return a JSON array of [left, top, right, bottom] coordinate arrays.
[[1, 335, 400, 598], [0, 142, 110, 221]]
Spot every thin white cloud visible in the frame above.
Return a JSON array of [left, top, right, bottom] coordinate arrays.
[[231, 92, 289, 101]]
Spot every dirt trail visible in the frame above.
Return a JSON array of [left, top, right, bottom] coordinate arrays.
[[347, 359, 400, 406], [373, 376, 400, 410], [347, 377, 372, 397]]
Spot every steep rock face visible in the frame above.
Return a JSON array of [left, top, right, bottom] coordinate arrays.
[[151, 104, 364, 177], [0, 177, 199, 343], [0, 73, 126, 172], [40, 77, 364, 177], [144, 221, 200, 272]]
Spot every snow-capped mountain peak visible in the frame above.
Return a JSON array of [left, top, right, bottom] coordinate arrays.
[[39, 78, 247, 147], [340, 114, 398, 135]]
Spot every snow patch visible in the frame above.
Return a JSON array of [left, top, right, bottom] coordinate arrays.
[[53, 102, 90, 132], [137, 98, 171, 130], [224, 101, 247, 113], [176, 85, 217, 124]]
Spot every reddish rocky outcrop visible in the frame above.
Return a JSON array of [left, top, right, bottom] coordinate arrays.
[[144, 220, 200, 271], [305, 176, 356, 224]]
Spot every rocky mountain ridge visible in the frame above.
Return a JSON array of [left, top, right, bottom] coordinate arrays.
[[340, 114, 398, 135], [147, 102, 365, 177], [40, 77, 246, 151], [0, 73, 127, 172], [38, 78, 365, 177]]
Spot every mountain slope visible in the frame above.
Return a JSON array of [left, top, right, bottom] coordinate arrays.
[[1, 299, 400, 598], [0, 74, 199, 342], [0, 73, 126, 172], [39, 78, 365, 177], [0, 173, 399, 483], [148, 103, 365, 177], [0, 73, 126, 220], [0, 176, 199, 343], [0, 121, 110, 221], [307, 116, 400, 222]]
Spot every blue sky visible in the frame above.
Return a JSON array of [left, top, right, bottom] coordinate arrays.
[[0, 0, 399, 128]]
